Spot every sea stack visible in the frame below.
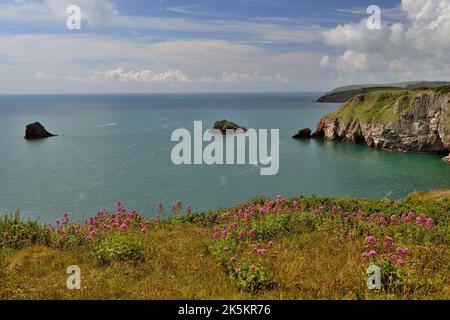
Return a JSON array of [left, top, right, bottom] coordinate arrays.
[[292, 128, 312, 139], [24, 122, 57, 140]]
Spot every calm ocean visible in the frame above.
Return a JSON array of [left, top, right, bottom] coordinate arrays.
[[1, 92, 449, 222]]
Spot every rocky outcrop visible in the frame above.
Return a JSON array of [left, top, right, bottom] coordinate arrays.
[[316, 89, 450, 157], [292, 128, 312, 139], [213, 120, 247, 134], [24, 122, 57, 140]]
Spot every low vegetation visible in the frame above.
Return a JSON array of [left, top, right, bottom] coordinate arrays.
[[0, 190, 449, 300]]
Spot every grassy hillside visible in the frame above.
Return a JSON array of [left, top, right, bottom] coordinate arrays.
[[322, 88, 450, 135], [323, 90, 418, 124], [318, 81, 450, 103], [1, 190, 449, 300], [329, 81, 450, 94]]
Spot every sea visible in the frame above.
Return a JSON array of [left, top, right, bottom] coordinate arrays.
[[1, 92, 449, 222]]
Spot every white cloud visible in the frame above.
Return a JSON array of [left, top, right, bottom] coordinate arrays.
[[321, 0, 450, 84], [199, 71, 289, 83], [92, 68, 191, 83], [336, 50, 368, 71], [320, 55, 330, 68], [34, 71, 84, 81]]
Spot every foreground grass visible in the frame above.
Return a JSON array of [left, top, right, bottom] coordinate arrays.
[[0, 190, 449, 300]]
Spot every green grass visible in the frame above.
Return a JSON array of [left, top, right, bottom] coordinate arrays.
[[0, 190, 449, 300], [323, 88, 450, 129], [323, 90, 418, 124]]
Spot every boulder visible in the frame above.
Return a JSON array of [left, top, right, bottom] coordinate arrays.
[[292, 128, 312, 139], [213, 120, 247, 134], [24, 122, 57, 140]]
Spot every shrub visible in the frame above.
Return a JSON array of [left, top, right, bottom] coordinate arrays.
[[0, 211, 46, 250], [92, 232, 144, 265], [230, 261, 275, 292]]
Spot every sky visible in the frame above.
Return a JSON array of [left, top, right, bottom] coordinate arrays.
[[0, 0, 449, 94]]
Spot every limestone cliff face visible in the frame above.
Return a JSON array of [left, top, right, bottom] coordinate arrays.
[[316, 89, 450, 156]]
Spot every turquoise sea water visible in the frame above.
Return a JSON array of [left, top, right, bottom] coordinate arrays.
[[0, 93, 449, 222]]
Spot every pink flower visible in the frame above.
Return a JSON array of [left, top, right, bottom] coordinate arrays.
[[387, 253, 396, 261], [212, 232, 219, 240], [397, 258, 404, 267], [268, 241, 274, 248], [248, 229, 256, 237], [85, 235, 93, 241], [396, 247, 409, 255], [186, 205, 192, 214], [380, 217, 387, 226], [401, 213, 408, 223], [416, 214, 426, 225], [383, 236, 393, 248], [252, 243, 258, 252], [221, 229, 228, 238], [140, 227, 148, 234], [368, 250, 377, 257], [120, 223, 128, 230], [361, 252, 370, 259], [258, 248, 266, 255], [364, 236, 377, 247], [425, 218, 434, 229], [235, 268, 241, 274], [390, 215, 399, 224], [238, 230, 244, 238], [89, 229, 97, 237]]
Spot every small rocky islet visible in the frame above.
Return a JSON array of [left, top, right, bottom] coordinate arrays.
[[212, 119, 247, 134], [24, 122, 57, 140]]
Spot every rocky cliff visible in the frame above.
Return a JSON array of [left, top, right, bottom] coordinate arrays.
[[315, 88, 450, 161]]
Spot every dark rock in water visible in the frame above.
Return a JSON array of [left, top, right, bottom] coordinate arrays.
[[292, 128, 312, 139], [213, 120, 247, 134], [24, 122, 57, 140]]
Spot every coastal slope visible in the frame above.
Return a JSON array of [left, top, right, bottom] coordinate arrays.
[[0, 191, 449, 299], [317, 81, 450, 103], [316, 88, 450, 159]]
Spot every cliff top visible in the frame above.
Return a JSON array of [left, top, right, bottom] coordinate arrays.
[[323, 87, 450, 125], [317, 81, 450, 103]]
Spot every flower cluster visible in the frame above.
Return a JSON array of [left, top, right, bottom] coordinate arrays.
[[362, 235, 410, 267], [364, 211, 434, 229]]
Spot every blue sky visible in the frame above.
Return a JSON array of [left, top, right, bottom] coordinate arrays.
[[0, 0, 449, 93]]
